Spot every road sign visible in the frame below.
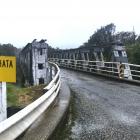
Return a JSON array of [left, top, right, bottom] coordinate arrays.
[[0, 56, 16, 82]]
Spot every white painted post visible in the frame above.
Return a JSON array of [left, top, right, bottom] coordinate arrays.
[[123, 64, 133, 80], [0, 82, 7, 122]]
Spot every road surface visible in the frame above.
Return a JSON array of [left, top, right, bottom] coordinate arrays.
[[58, 68, 140, 140]]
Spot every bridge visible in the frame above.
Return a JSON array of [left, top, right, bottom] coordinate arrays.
[[0, 40, 140, 140]]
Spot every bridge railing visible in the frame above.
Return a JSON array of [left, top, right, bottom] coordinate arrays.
[[49, 58, 140, 82], [0, 62, 61, 140], [123, 63, 140, 80]]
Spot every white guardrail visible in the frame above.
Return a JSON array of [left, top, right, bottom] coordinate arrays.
[[0, 62, 61, 140], [49, 58, 140, 82]]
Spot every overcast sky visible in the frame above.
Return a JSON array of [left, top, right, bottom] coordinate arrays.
[[0, 0, 140, 48]]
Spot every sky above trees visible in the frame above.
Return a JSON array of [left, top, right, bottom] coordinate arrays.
[[0, 0, 140, 48]]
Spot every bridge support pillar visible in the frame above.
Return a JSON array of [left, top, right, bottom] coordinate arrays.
[[0, 82, 7, 122]]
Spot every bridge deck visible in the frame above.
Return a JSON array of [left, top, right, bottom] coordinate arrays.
[[59, 69, 140, 140]]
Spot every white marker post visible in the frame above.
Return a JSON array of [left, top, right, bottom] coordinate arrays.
[[0, 82, 7, 122], [0, 56, 16, 122]]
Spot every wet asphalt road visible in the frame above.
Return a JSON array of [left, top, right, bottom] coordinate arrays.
[[60, 68, 140, 140]]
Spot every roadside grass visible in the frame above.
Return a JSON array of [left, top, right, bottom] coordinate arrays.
[[7, 84, 46, 108]]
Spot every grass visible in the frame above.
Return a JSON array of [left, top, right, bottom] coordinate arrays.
[[7, 84, 46, 108]]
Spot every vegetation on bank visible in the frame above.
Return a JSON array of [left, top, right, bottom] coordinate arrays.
[[7, 84, 46, 108], [126, 43, 140, 65]]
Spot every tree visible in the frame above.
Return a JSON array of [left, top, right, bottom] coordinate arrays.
[[126, 43, 140, 64], [115, 31, 136, 45], [87, 23, 116, 46], [136, 35, 140, 43]]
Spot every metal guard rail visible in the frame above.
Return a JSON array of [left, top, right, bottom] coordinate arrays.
[[0, 62, 61, 140]]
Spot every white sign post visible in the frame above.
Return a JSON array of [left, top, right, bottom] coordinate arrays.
[[0, 56, 16, 122], [0, 82, 7, 122]]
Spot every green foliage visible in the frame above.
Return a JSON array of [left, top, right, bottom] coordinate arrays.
[[80, 23, 137, 48], [115, 31, 136, 45], [7, 83, 46, 107], [126, 43, 140, 64], [7, 84, 19, 107], [81, 23, 116, 47], [126, 34, 140, 64], [0, 44, 18, 56]]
